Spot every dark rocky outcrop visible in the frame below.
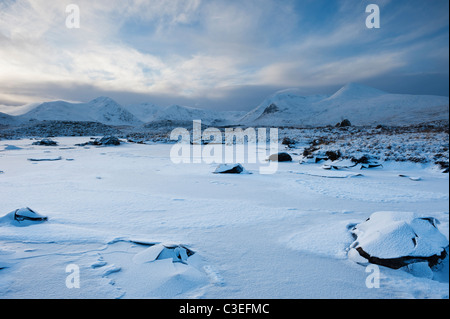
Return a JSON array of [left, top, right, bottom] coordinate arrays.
[[32, 138, 58, 146]]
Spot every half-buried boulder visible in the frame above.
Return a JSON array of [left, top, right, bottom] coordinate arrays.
[[0, 207, 48, 227], [96, 136, 121, 146], [32, 138, 58, 146], [348, 212, 448, 270], [267, 152, 293, 162], [214, 163, 249, 174], [76, 135, 121, 147], [133, 244, 195, 264]]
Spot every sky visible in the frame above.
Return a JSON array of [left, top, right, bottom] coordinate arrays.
[[0, 0, 448, 112]]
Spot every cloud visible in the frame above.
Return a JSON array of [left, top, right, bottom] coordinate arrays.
[[0, 0, 448, 110]]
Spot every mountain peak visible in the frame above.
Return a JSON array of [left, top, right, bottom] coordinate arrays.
[[89, 96, 120, 105], [328, 83, 387, 100]]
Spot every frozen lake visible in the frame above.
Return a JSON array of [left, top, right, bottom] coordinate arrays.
[[0, 137, 448, 299]]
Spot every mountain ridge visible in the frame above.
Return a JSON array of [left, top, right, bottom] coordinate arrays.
[[1, 83, 448, 128]]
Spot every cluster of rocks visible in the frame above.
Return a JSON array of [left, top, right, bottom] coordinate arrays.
[[76, 136, 121, 146], [32, 138, 58, 146]]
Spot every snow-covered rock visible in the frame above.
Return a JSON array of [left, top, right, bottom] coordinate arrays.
[[0, 207, 48, 227], [348, 211, 449, 269], [32, 138, 58, 146], [213, 163, 250, 174], [133, 244, 195, 264]]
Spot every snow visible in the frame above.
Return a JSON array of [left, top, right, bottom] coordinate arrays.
[[240, 83, 449, 127], [1, 83, 447, 129], [349, 211, 448, 259], [0, 137, 448, 299], [15, 98, 142, 126]]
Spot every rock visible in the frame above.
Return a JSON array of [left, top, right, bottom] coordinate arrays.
[[214, 163, 247, 174], [360, 163, 383, 169], [282, 137, 295, 147], [96, 136, 121, 146], [133, 244, 195, 264], [325, 150, 341, 161], [435, 161, 449, 173], [32, 138, 58, 146], [267, 152, 293, 162], [0, 207, 48, 226], [348, 212, 449, 270], [336, 119, 352, 127], [28, 156, 62, 162], [76, 135, 121, 147], [351, 155, 371, 164]]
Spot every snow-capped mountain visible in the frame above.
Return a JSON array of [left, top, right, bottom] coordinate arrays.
[[17, 97, 142, 126], [1, 83, 448, 128], [240, 83, 449, 126], [151, 104, 245, 125], [123, 102, 245, 126], [122, 102, 162, 123]]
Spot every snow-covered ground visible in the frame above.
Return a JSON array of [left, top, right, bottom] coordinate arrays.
[[0, 137, 448, 299]]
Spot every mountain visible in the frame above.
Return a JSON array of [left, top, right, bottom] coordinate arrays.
[[240, 83, 449, 126], [122, 102, 162, 123], [0, 112, 19, 126], [2, 83, 448, 129], [151, 104, 245, 126], [124, 103, 246, 126], [18, 97, 142, 126]]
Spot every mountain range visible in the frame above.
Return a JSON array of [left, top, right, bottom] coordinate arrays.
[[1, 83, 448, 128]]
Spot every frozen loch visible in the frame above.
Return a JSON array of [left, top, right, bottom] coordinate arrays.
[[0, 136, 448, 299]]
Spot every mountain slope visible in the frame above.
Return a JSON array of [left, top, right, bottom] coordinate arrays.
[[18, 98, 142, 126], [240, 83, 449, 126], [123, 103, 163, 123], [0, 112, 20, 126], [131, 103, 246, 126]]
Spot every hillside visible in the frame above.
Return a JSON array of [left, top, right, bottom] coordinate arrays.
[[0, 83, 448, 129], [17, 97, 142, 126], [240, 83, 449, 127]]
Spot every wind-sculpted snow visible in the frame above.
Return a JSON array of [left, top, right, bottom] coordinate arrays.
[[0, 137, 448, 298]]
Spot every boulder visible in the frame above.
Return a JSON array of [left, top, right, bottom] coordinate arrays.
[[336, 119, 352, 127], [282, 137, 295, 147], [32, 138, 58, 146], [95, 136, 121, 146], [267, 152, 293, 162], [348, 212, 448, 270], [133, 244, 195, 264], [0, 207, 48, 227], [214, 163, 248, 174], [76, 135, 121, 146], [325, 150, 341, 162]]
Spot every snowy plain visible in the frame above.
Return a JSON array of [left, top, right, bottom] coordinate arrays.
[[0, 137, 448, 299]]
